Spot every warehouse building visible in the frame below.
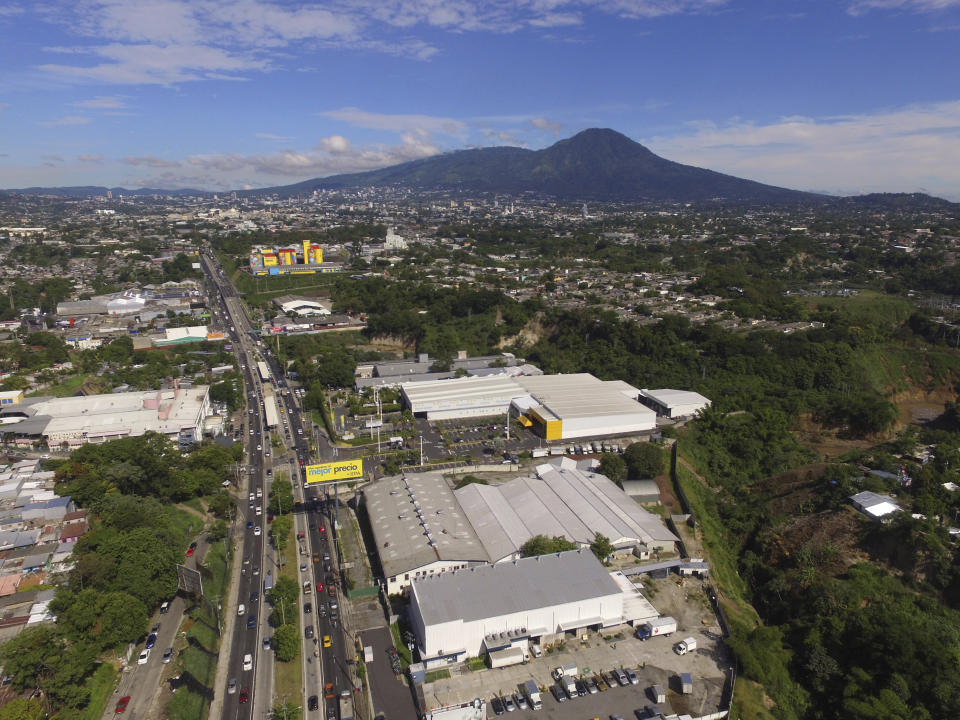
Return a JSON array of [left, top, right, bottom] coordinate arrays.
[[0, 386, 210, 448], [456, 457, 678, 562], [400, 372, 656, 439], [408, 549, 658, 668], [363, 472, 490, 595], [638, 388, 711, 419]]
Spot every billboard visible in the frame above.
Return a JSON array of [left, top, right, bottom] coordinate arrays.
[[306, 459, 364, 484]]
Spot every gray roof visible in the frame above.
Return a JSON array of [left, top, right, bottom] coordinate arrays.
[[456, 459, 678, 561], [364, 473, 488, 580], [621, 480, 660, 498], [412, 549, 620, 626], [850, 490, 895, 508]]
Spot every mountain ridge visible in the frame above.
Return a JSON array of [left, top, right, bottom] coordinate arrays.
[[3, 129, 957, 208]]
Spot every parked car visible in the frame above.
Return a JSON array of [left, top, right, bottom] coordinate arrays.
[[491, 697, 504, 715], [145, 633, 157, 649], [137, 649, 150, 665], [162, 647, 173, 664], [114, 696, 131, 714]]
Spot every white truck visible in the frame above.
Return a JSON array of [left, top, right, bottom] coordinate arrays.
[[636, 616, 677, 639], [523, 680, 542, 710], [552, 664, 578, 696], [674, 636, 697, 655]]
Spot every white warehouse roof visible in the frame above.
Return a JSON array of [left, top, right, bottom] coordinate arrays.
[[411, 549, 622, 627], [639, 388, 711, 418], [456, 457, 678, 562]]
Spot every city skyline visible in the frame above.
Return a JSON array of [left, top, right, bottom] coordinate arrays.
[[0, 0, 958, 199]]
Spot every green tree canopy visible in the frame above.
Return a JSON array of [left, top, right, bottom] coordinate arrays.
[[624, 442, 664, 479], [597, 455, 627, 484], [519, 535, 578, 557], [273, 623, 300, 662]]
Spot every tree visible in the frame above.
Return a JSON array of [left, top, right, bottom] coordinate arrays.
[[624, 442, 664, 479], [454, 475, 487, 490], [272, 699, 303, 720], [272, 515, 292, 556], [208, 519, 228, 542], [597, 455, 627, 484], [0, 698, 45, 720], [519, 535, 578, 557], [268, 478, 294, 515], [273, 624, 300, 662], [590, 533, 615, 562]]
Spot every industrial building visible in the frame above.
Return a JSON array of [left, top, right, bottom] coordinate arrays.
[[363, 472, 490, 596], [456, 457, 678, 562], [364, 458, 677, 595], [638, 388, 711, 419], [408, 549, 659, 668], [273, 296, 331, 317], [0, 386, 210, 448], [400, 372, 657, 440], [354, 352, 535, 391], [248, 241, 342, 276]]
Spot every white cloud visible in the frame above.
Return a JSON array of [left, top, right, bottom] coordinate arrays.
[[122, 155, 181, 168], [74, 95, 127, 109], [41, 115, 91, 126], [531, 116, 565, 135], [647, 100, 960, 200], [849, 0, 960, 13], [77, 154, 104, 163], [183, 132, 441, 179], [483, 130, 524, 144], [255, 132, 294, 141], [321, 107, 466, 136]]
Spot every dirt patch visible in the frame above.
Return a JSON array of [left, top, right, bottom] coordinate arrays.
[[362, 335, 416, 354], [890, 386, 953, 426], [795, 414, 871, 459], [496, 316, 552, 350], [752, 463, 829, 517], [770, 510, 868, 574], [654, 473, 680, 514]]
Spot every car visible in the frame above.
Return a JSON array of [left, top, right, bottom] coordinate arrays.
[[594, 675, 607, 691], [550, 685, 566, 703], [239, 687, 249, 704], [249, 493, 255, 501], [327, 585, 336, 597], [243, 654, 253, 671], [491, 697, 504, 715], [185, 546, 195, 557], [304, 603, 312, 614], [316, 581, 324, 592], [625, 667, 639, 685], [615, 669, 630, 687], [514, 693, 528, 710], [323, 552, 330, 561], [575, 680, 587, 697], [502, 695, 515, 712], [227, 678, 237, 694], [254, 526, 261, 536], [159, 601, 170, 614], [300, 563, 308, 572], [253, 565, 260, 576], [114, 696, 131, 713], [162, 647, 173, 664], [322, 635, 331, 648], [257, 444, 261, 450], [256, 506, 262, 515], [319, 524, 325, 533], [263, 637, 272, 650], [586, 677, 599, 694], [305, 625, 315, 639], [610, 715, 624, 720], [249, 591, 259, 603], [246, 521, 253, 530], [324, 683, 336, 699], [137, 648, 150, 665], [145, 633, 157, 649], [309, 695, 319, 711], [151, 623, 160, 633], [247, 615, 257, 629]]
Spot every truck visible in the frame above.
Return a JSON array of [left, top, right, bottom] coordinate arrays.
[[339, 690, 354, 720], [552, 664, 578, 696], [635, 616, 677, 639], [523, 679, 542, 710], [531, 448, 549, 458], [548, 446, 565, 456], [263, 571, 273, 592], [674, 636, 697, 655]]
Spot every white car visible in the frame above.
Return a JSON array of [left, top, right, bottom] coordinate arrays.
[[138, 648, 151, 665], [255, 507, 262, 515], [254, 526, 261, 536], [243, 653, 253, 671]]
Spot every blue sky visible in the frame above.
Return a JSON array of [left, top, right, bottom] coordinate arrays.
[[1, 0, 959, 198]]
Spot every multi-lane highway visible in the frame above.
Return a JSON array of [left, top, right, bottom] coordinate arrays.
[[201, 252, 352, 719]]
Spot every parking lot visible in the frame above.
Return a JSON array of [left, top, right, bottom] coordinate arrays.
[[422, 607, 729, 720]]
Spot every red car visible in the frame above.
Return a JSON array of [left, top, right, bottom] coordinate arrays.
[[115, 696, 131, 714], [316, 581, 324, 592], [185, 547, 195, 557], [239, 687, 249, 704], [319, 524, 325, 534]]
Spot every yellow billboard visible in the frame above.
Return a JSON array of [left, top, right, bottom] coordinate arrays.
[[305, 459, 364, 484]]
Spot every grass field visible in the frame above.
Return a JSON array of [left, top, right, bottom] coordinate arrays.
[[273, 521, 303, 707], [203, 540, 231, 602], [81, 663, 118, 720], [26, 372, 92, 398]]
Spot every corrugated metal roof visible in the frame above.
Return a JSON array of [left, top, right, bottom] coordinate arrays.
[[411, 549, 621, 626]]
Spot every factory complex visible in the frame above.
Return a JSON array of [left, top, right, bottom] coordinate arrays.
[[248, 240, 343, 275], [363, 457, 679, 596], [409, 549, 660, 668], [400, 372, 708, 440], [0, 385, 212, 449]]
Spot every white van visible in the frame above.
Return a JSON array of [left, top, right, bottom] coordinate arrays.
[[237, 603, 246, 616]]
